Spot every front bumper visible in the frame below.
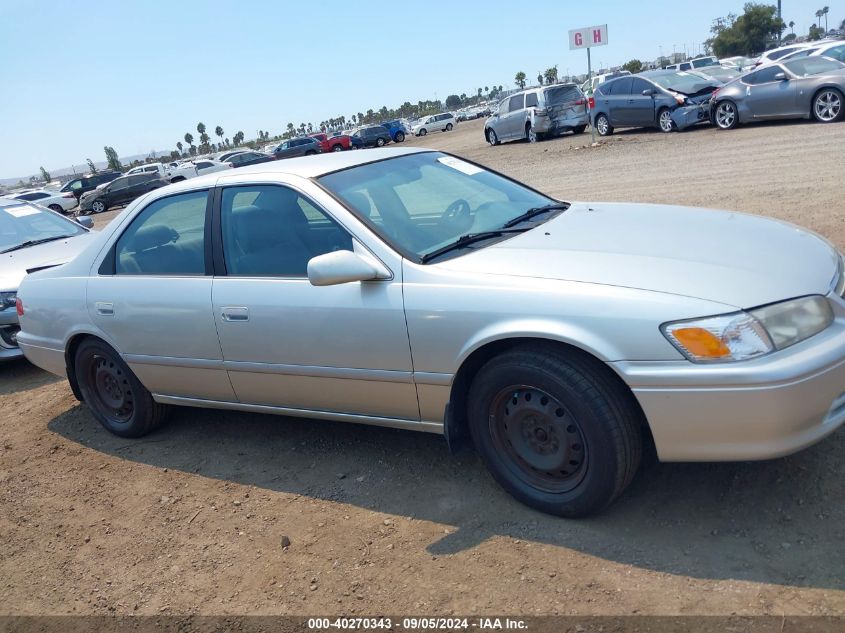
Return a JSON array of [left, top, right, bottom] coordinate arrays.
[[0, 310, 22, 361], [612, 295, 845, 461]]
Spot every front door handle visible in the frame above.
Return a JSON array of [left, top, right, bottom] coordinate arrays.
[[95, 301, 114, 316], [221, 306, 249, 322]]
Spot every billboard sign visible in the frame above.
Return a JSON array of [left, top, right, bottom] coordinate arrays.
[[568, 25, 608, 50]]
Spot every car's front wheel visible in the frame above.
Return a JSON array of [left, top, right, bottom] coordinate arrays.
[[445, 123, 453, 131], [48, 204, 65, 214], [394, 131, 405, 142], [91, 199, 107, 214], [714, 100, 738, 130], [657, 108, 675, 133], [331, 144, 343, 152], [594, 113, 613, 136], [74, 338, 169, 438], [572, 125, 587, 135], [376, 137, 386, 147], [418, 128, 427, 136], [467, 345, 642, 517], [486, 128, 499, 146], [812, 88, 843, 123]]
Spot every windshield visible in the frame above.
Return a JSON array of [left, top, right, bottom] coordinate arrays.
[[648, 71, 720, 94], [0, 200, 86, 251], [784, 56, 845, 76], [318, 152, 555, 262]]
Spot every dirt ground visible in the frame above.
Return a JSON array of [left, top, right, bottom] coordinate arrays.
[[2, 118, 844, 617]]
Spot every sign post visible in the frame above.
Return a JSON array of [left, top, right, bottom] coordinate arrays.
[[568, 24, 608, 145]]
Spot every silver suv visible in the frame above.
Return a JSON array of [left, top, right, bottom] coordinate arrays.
[[484, 84, 589, 145]]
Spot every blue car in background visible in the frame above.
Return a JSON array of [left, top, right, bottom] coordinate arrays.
[[380, 120, 407, 143]]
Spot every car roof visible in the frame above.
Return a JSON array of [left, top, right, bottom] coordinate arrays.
[[638, 69, 681, 78], [0, 197, 38, 209], [164, 147, 429, 191]]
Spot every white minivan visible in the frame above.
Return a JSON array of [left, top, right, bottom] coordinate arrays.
[[412, 112, 456, 136]]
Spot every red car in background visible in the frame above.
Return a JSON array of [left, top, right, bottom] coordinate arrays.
[[309, 132, 352, 152]]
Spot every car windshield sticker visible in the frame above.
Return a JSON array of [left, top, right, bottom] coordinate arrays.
[[3, 205, 40, 218], [437, 156, 484, 176]]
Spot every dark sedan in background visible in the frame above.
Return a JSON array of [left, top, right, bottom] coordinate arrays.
[[712, 56, 845, 130], [270, 137, 323, 159], [227, 150, 276, 168], [591, 70, 721, 135], [77, 172, 166, 215], [352, 126, 392, 147], [59, 170, 121, 201]]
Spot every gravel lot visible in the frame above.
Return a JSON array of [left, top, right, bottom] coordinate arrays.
[[2, 118, 844, 617]]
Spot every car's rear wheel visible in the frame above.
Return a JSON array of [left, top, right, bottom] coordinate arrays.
[[394, 131, 405, 142], [170, 176, 185, 182], [331, 144, 343, 152], [812, 88, 843, 123], [376, 137, 386, 147], [573, 125, 587, 134], [445, 123, 453, 131], [526, 124, 538, 143], [714, 100, 738, 130], [419, 128, 427, 136], [486, 128, 499, 146], [48, 204, 64, 214], [74, 338, 169, 438], [657, 108, 675, 133], [467, 345, 642, 517], [595, 114, 613, 136], [91, 199, 107, 214]]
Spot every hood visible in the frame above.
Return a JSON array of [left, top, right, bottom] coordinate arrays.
[[437, 202, 838, 309], [0, 232, 97, 291]]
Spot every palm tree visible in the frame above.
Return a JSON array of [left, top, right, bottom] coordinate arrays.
[[197, 122, 206, 136], [537, 72, 543, 85], [789, 20, 795, 33], [176, 141, 183, 155], [514, 72, 527, 89], [215, 126, 224, 145], [184, 132, 194, 149], [822, 6, 829, 31]]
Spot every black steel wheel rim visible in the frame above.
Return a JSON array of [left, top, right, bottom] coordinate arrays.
[[88, 354, 134, 423], [488, 385, 588, 493]]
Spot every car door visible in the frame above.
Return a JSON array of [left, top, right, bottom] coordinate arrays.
[[628, 78, 659, 126], [503, 93, 525, 138], [103, 177, 129, 206], [87, 188, 235, 401], [744, 65, 799, 118], [211, 183, 419, 420], [606, 77, 634, 124]]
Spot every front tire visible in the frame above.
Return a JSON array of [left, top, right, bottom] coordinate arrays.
[[812, 88, 843, 123], [305, 150, 317, 155], [376, 137, 386, 147], [595, 113, 613, 136], [48, 204, 65, 214], [445, 123, 453, 131], [714, 100, 738, 130], [467, 345, 642, 517], [419, 128, 427, 136], [657, 108, 675, 133], [572, 125, 587, 135], [74, 338, 169, 438], [486, 128, 499, 146], [394, 131, 405, 142], [331, 144, 343, 152]]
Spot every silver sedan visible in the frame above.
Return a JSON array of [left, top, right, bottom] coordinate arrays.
[[712, 56, 845, 129], [16, 148, 845, 516]]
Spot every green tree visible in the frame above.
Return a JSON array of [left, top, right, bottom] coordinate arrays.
[[808, 24, 824, 39], [184, 132, 194, 148], [197, 122, 206, 136], [103, 146, 122, 171], [622, 59, 643, 73], [537, 72, 543, 85], [543, 66, 558, 85], [514, 71, 527, 89], [215, 125, 224, 145], [709, 3, 785, 57], [176, 141, 183, 155], [40, 166, 51, 183], [233, 131, 244, 145], [788, 19, 795, 33], [783, 32, 797, 42], [86, 158, 97, 173], [445, 94, 462, 109], [822, 6, 829, 31]]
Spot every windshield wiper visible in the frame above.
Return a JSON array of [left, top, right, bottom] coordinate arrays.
[[421, 228, 529, 263], [502, 202, 570, 228], [0, 235, 77, 254]]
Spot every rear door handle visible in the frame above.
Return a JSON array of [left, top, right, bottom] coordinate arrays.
[[221, 306, 249, 322], [95, 302, 114, 316]]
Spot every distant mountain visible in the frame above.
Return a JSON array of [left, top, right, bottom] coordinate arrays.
[[0, 150, 171, 186]]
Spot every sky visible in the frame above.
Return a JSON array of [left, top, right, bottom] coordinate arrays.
[[0, 0, 839, 179]]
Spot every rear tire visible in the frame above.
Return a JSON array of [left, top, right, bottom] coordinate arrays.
[[305, 150, 317, 155], [595, 113, 613, 136], [445, 123, 453, 131], [74, 338, 169, 438], [812, 88, 843, 123], [331, 144, 343, 152], [91, 199, 107, 214], [714, 100, 738, 130], [573, 125, 587, 134], [467, 345, 642, 517], [526, 125, 538, 143], [376, 137, 386, 147], [419, 128, 427, 136], [48, 204, 64, 214], [394, 131, 405, 142]]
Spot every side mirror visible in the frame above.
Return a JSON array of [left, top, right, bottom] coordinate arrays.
[[76, 216, 94, 229], [307, 250, 388, 286], [642, 89, 655, 96], [774, 72, 787, 81]]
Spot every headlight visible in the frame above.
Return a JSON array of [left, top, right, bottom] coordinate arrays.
[[0, 292, 16, 311], [662, 296, 833, 363]]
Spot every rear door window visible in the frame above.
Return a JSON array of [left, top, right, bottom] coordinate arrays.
[[525, 93, 539, 108], [508, 94, 525, 112]]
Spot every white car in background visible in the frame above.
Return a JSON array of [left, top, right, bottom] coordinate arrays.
[[126, 164, 169, 180], [411, 112, 457, 136], [12, 189, 78, 215], [165, 159, 232, 182], [754, 42, 814, 67], [780, 40, 845, 63]]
